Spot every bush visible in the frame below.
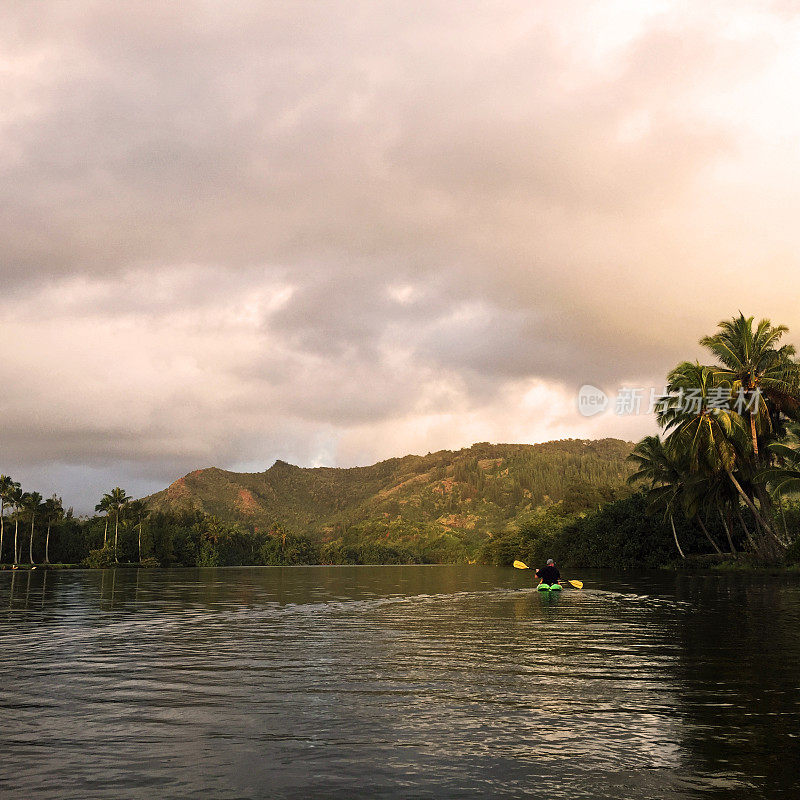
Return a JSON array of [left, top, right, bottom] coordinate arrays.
[[82, 546, 115, 568]]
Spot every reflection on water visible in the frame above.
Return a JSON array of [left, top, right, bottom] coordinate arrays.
[[1, 566, 799, 799]]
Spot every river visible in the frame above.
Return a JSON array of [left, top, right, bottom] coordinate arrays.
[[1, 565, 799, 798]]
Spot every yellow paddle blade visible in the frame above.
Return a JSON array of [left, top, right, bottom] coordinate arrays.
[[569, 580, 583, 589], [513, 560, 529, 570]]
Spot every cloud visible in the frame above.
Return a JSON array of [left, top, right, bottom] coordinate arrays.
[[2, 0, 800, 510]]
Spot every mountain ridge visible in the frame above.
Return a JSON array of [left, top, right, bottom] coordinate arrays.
[[145, 439, 636, 549]]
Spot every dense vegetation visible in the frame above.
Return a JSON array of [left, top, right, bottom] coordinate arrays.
[[0, 440, 634, 567], [631, 314, 800, 564], [484, 314, 800, 570], [482, 489, 800, 570]]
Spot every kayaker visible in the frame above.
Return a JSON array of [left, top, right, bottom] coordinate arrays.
[[535, 558, 561, 587]]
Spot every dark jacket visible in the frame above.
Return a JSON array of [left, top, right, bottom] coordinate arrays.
[[536, 565, 560, 584]]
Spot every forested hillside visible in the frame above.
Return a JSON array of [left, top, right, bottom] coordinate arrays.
[[145, 439, 634, 561]]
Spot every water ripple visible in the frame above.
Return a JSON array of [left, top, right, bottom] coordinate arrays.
[[1, 566, 799, 799]]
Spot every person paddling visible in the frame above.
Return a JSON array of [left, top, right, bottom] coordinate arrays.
[[535, 558, 561, 588]]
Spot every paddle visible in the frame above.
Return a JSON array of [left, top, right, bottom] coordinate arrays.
[[513, 560, 583, 589]]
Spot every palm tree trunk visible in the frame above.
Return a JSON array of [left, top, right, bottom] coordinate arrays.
[[757, 490, 789, 547], [755, 484, 782, 541], [749, 504, 785, 560], [749, 409, 759, 461], [735, 506, 758, 551], [717, 507, 737, 554], [103, 518, 108, 546], [711, 426, 780, 545], [780, 499, 789, 540], [29, 518, 35, 565], [114, 515, 119, 563], [670, 515, 685, 558], [14, 518, 19, 566], [696, 516, 724, 555], [45, 522, 51, 564], [138, 522, 142, 563], [724, 468, 783, 545], [726, 514, 737, 554]]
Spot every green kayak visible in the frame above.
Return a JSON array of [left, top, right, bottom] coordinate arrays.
[[537, 583, 562, 592]]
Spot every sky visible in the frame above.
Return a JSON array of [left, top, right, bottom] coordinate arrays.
[[3, 0, 800, 513]]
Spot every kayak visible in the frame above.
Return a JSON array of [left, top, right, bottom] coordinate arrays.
[[537, 583, 562, 592]]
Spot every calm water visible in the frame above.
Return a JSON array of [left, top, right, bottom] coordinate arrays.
[[1, 566, 800, 799]]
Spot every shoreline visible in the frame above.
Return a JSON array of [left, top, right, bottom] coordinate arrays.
[[3, 560, 800, 574]]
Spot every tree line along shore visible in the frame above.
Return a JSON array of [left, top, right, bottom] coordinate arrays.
[[3, 314, 800, 571], [498, 313, 800, 571]]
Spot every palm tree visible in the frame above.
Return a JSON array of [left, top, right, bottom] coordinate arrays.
[[126, 499, 150, 563], [681, 469, 742, 555], [656, 361, 783, 555], [657, 362, 740, 470], [95, 495, 112, 547], [21, 492, 43, 565], [108, 487, 131, 563], [9, 484, 23, 567], [627, 435, 687, 558], [700, 314, 800, 461], [628, 435, 729, 557], [43, 495, 64, 564], [0, 475, 20, 564]]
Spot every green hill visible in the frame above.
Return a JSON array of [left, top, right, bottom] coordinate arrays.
[[145, 439, 635, 558]]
